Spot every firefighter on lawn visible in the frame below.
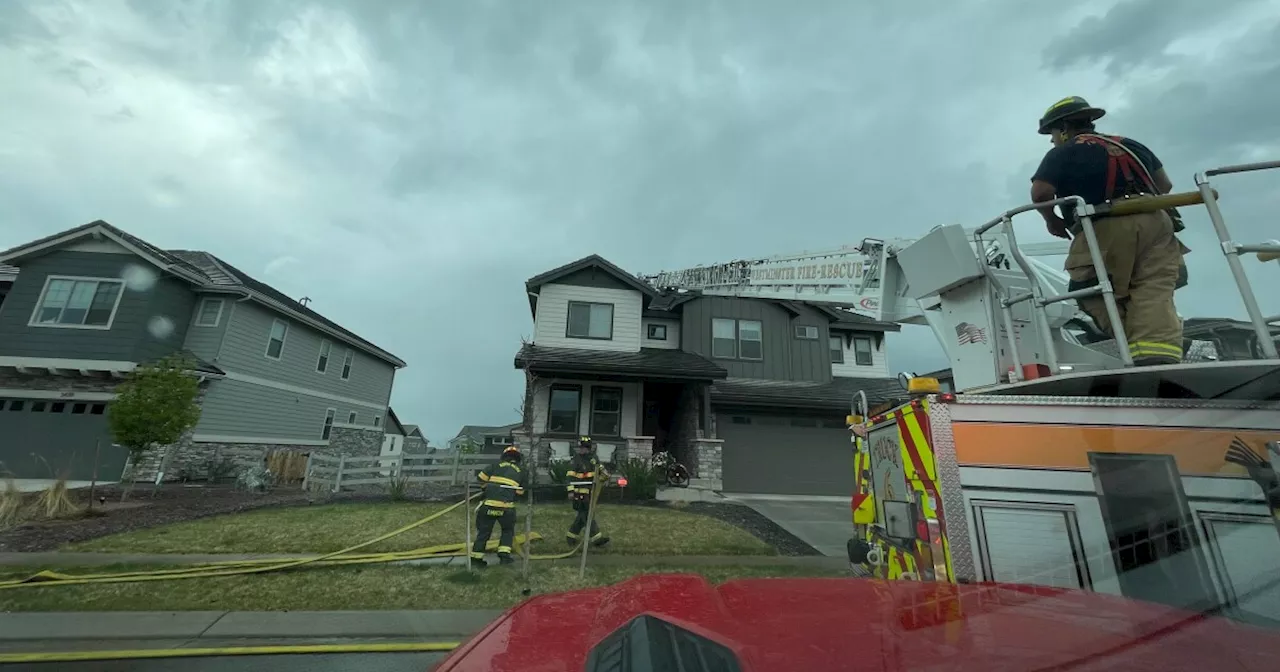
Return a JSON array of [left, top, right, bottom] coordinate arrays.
[[470, 445, 528, 568], [566, 436, 611, 548]]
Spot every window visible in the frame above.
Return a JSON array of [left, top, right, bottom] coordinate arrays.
[[830, 336, 845, 364], [50, 402, 66, 413], [30, 277, 124, 328], [795, 325, 819, 340], [853, 337, 874, 366], [72, 403, 87, 414], [373, 415, 382, 428], [548, 385, 581, 434], [321, 408, 336, 440], [566, 301, 613, 339], [738, 320, 763, 360], [31, 401, 46, 413], [266, 319, 289, 359], [90, 403, 106, 415], [591, 387, 623, 436], [316, 340, 332, 373], [195, 298, 224, 327], [8, 400, 24, 412], [647, 323, 668, 340], [347, 411, 357, 424], [713, 318, 763, 360], [341, 349, 354, 380], [712, 318, 737, 358]]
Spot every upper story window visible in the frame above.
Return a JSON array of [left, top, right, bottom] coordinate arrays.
[[29, 277, 124, 329], [853, 337, 874, 366], [316, 340, 332, 373], [266, 319, 289, 359], [795, 325, 819, 340], [647, 323, 668, 340], [712, 318, 763, 360], [341, 349, 354, 380], [347, 411, 358, 424], [830, 336, 844, 364], [373, 414, 383, 428], [548, 385, 581, 434], [567, 301, 613, 340], [195, 298, 224, 327]]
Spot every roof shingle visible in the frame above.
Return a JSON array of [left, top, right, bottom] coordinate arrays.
[[515, 345, 727, 380]]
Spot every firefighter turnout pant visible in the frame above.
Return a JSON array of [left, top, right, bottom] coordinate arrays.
[[1065, 210, 1189, 365], [471, 503, 516, 560], [567, 496, 604, 546]]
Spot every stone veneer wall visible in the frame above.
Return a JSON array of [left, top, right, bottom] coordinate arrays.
[[0, 370, 122, 393], [692, 438, 724, 490], [128, 424, 385, 482], [668, 383, 704, 466], [327, 425, 385, 457]]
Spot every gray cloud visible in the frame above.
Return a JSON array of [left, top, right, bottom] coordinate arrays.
[[1, 0, 1277, 442]]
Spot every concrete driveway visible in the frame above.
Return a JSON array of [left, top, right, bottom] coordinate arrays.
[[724, 493, 851, 557]]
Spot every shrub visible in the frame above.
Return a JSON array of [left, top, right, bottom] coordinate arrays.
[[547, 458, 571, 485], [388, 475, 411, 501], [615, 457, 660, 500]]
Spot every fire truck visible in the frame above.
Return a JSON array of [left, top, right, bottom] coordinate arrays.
[[644, 160, 1280, 624]]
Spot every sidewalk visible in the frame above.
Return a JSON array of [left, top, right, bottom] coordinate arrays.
[[0, 610, 502, 654], [0, 551, 848, 569]]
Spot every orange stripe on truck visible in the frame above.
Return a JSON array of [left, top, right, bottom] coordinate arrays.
[[952, 423, 1276, 476]]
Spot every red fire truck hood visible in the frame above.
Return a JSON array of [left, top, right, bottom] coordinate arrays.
[[433, 574, 1280, 671]]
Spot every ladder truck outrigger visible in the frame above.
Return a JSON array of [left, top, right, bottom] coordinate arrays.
[[644, 161, 1280, 623]]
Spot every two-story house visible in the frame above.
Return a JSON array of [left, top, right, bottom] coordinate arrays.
[[0, 221, 406, 482], [513, 255, 903, 497], [448, 422, 522, 455]]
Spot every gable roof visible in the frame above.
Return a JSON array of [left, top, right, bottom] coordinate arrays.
[[385, 408, 409, 436], [0, 221, 405, 367], [525, 255, 658, 315], [402, 423, 424, 438], [451, 422, 521, 442], [814, 305, 901, 332]]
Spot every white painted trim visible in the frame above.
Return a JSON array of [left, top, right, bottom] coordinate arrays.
[[316, 339, 332, 374], [331, 421, 381, 430], [322, 407, 336, 440], [0, 357, 136, 371], [346, 410, 358, 424], [192, 434, 330, 447], [218, 371, 388, 411], [26, 275, 127, 331], [0, 388, 116, 401], [0, 225, 206, 286], [265, 318, 289, 360], [194, 297, 224, 327]]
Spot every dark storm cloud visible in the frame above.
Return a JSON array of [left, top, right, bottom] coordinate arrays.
[[2, 0, 1276, 441]]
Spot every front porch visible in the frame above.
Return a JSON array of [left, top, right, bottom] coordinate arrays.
[[512, 344, 729, 487]]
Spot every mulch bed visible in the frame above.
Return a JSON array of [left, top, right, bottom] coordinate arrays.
[[2, 483, 820, 557]]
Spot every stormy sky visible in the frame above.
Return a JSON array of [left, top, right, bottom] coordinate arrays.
[[2, 0, 1278, 443]]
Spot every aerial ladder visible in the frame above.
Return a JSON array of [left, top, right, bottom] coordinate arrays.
[[644, 161, 1280, 624]]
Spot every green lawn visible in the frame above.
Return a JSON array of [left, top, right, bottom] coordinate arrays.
[[0, 563, 847, 611], [65, 502, 775, 556]]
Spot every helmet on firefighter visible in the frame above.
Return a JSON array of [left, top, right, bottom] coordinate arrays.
[[501, 445, 522, 463], [576, 436, 594, 453], [1037, 96, 1106, 135]]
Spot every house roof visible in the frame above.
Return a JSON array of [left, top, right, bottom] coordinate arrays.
[[402, 423, 425, 438], [0, 263, 19, 281], [451, 422, 522, 442], [0, 221, 405, 368], [526, 254, 658, 297], [711, 377, 905, 412], [515, 344, 727, 381], [815, 305, 901, 332], [384, 408, 409, 436]]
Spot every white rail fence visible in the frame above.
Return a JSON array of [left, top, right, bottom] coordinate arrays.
[[303, 452, 499, 492]]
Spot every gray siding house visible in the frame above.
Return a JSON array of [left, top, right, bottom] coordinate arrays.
[[0, 221, 406, 481], [513, 255, 903, 497]]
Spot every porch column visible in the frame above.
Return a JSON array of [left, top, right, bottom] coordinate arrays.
[[700, 384, 712, 439], [693, 438, 724, 491]]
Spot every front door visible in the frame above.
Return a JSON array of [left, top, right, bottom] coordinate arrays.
[[1091, 453, 1218, 612]]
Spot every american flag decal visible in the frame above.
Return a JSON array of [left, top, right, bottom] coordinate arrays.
[[955, 322, 987, 345]]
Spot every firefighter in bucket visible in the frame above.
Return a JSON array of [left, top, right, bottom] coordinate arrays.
[[566, 437, 611, 548], [470, 445, 528, 568]]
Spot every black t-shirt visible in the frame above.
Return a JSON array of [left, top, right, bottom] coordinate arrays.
[[1031, 134, 1164, 214]]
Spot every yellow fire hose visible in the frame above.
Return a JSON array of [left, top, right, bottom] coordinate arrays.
[[0, 476, 613, 663]]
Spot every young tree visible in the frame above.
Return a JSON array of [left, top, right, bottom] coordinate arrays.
[[108, 354, 203, 498]]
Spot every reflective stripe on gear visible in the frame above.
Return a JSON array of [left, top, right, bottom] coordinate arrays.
[[496, 546, 512, 554], [566, 531, 581, 540], [482, 500, 514, 509], [469, 552, 484, 560]]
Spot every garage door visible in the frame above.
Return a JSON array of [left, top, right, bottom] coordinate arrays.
[[717, 413, 853, 495], [0, 398, 128, 481]]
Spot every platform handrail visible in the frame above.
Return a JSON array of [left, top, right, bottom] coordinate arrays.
[[975, 195, 1133, 380], [1195, 161, 1280, 359]]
